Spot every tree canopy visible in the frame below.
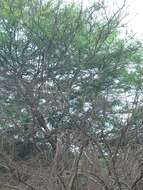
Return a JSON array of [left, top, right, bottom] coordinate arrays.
[[0, 0, 143, 190]]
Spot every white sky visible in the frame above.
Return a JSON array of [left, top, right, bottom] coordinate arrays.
[[127, 0, 143, 38], [65, 0, 143, 39]]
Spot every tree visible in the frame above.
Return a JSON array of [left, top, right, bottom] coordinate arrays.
[[0, 0, 143, 189]]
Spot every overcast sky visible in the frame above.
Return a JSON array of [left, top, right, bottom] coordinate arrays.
[[66, 0, 143, 39], [127, 0, 143, 38]]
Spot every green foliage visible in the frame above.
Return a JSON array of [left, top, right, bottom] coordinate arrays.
[[0, 0, 143, 175]]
